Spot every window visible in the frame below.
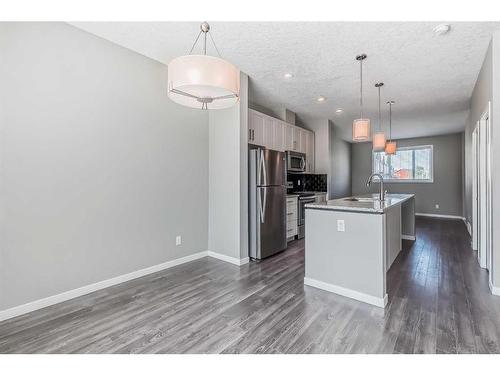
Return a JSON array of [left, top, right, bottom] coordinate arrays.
[[372, 145, 433, 183]]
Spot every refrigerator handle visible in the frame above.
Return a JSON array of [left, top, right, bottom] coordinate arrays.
[[260, 188, 267, 224], [257, 150, 263, 185], [261, 149, 268, 186]]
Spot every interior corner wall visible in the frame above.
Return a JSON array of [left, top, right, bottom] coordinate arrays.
[[463, 33, 500, 288], [208, 72, 249, 261], [0, 22, 210, 311], [328, 121, 352, 199]]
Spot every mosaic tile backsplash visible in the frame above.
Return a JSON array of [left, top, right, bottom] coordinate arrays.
[[287, 173, 327, 192]]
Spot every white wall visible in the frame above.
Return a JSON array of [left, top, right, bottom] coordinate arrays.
[[0, 22, 209, 310], [208, 73, 249, 261]]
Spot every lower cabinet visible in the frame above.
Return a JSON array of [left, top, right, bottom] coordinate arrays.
[[286, 196, 298, 240]]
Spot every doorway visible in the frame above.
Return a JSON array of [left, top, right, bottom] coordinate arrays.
[[472, 102, 492, 285]]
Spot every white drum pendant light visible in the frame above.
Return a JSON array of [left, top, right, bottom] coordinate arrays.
[[373, 82, 386, 150], [168, 22, 240, 110], [385, 100, 397, 155], [353, 54, 370, 141]]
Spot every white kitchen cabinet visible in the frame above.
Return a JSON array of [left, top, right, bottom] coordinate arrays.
[[286, 196, 298, 240], [248, 109, 314, 158], [263, 117, 274, 149], [306, 131, 315, 173], [272, 119, 285, 152], [248, 110, 265, 146]]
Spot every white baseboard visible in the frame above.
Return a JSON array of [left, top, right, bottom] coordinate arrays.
[[464, 219, 472, 236], [0, 249, 251, 322], [401, 235, 416, 241], [207, 251, 249, 266], [304, 277, 388, 308], [415, 213, 465, 220], [489, 280, 500, 296], [0, 251, 209, 322]]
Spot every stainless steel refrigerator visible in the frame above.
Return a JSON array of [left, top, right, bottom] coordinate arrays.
[[249, 148, 287, 259]]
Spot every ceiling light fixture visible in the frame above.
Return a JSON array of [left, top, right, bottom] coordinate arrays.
[[353, 54, 370, 142], [385, 101, 397, 155], [284, 73, 293, 79], [167, 22, 240, 110], [335, 108, 343, 114], [433, 23, 451, 35], [317, 96, 327, 102], [373, 82, 387, 151]]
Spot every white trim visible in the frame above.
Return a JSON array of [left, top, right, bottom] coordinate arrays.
[[463, 219, 472, 237], [489, 280, 500, 296], [207, 251, 249, 266], [0, 251, 209, 322], [0, 249, 253, 322], [401, 235, 416, 241], [304, 277, 388, 308], [415, 213, 465, 220]]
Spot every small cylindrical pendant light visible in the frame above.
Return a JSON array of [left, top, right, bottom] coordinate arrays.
[[353, 54, 370, 141], [373, 82, 386, 150], [385, 100, 397, 154]]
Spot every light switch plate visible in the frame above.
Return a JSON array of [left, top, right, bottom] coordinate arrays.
[[435, 204, 440, 209], [337, 219, 345, 232], [176, 235, 182, 246]]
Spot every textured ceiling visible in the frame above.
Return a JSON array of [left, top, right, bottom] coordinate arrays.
[[70, 22, 500, 141]]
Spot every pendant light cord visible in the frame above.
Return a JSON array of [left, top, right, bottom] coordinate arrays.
[[378, 86, 381, 131], [389, 102, 392, 141], [188, 25, 223, 57], [360, 58, 363, 119]]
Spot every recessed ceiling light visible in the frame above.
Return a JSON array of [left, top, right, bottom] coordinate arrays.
[[284, 73, 293, 79], [335, 108, 343, 114], [433, 23, 451, 35], [317, 96, 327, 103]]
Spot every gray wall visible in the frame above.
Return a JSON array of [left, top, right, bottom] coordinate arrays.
[[465, 32, 500, 287], [464, 40, 492, 225], [329, 121, 352, 199], [352, 133, 464, 217], [208, 73, 249, 261], [0, 23, 209, 310]]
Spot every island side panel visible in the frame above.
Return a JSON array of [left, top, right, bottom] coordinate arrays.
[[386, 204, 402, 270], [401, 196, 416, 240], [304, 208, 387, 307]]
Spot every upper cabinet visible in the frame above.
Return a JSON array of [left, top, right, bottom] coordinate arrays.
[[248, 109, 315, 172], [305, 131, 315, 173], [248, 110, 265, 146]]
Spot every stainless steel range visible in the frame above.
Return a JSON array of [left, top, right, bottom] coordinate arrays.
[[297, 193, 315, 239]]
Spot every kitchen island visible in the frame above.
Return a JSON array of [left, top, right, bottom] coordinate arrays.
[[304, 193, 415, 307]]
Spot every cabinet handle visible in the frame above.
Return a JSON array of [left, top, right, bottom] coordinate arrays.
[[252, 129, 254, 141]]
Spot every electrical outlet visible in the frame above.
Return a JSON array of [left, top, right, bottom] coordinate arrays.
[[337, 219, 345, 232], [175, 235, 182, 246], [435, 204, 440, 209]]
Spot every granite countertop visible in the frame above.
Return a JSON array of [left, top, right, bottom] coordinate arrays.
[[305, 193, 414, 214]]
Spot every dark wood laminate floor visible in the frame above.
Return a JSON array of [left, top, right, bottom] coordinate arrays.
[[2, 217, 500, 354]]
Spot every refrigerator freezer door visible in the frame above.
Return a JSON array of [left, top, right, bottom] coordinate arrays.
[[258, 149, 286, 187], [257, 185, 287, 258]]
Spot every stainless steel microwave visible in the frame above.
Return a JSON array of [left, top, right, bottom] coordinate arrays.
[[286, 151, 306, 173]]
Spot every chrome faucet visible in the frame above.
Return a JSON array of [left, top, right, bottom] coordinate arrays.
[[366, 173, 386, 201]]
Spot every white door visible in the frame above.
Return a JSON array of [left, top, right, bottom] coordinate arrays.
[[272, 120, 285, 152], [472, 127, 478, 251], [248, 110, 264, 146], [284, 125, 295, 151], [292, 127, 302, 152], [263, 117, 274, 149], [298, 129, 307, 154], [306, 131, 315, 173]]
